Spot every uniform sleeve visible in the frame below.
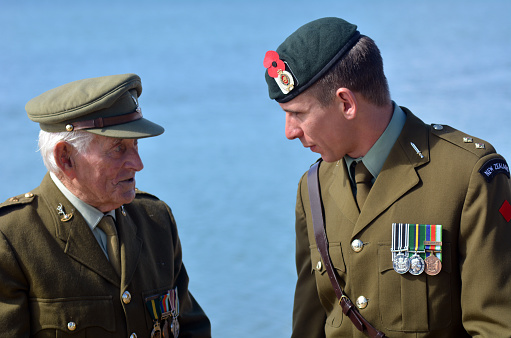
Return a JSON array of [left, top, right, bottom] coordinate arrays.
[[0, 230, 30, 337], [291, 175, 327, 338], [459, 154, 511, 337], [166, 204, 211, 338]]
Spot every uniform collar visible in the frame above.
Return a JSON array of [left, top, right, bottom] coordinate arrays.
[[345, 102, 406, 183], [49, 172, 115, 231]]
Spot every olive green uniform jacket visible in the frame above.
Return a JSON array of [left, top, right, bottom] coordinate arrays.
[[291, 109, 511, 338], [0, 173, 211, 337]]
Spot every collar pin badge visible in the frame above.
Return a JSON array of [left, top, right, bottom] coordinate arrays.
[[56, 203, 73, 222], [264, 51, 295, 94], [410, 142, 424, 159]]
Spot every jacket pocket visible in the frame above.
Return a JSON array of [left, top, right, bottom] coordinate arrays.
[[29, 296, 115, 336], [310, 243, 346, 328], [378, 242, 452, 332]]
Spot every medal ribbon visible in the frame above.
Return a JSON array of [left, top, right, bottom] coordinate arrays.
[[160, 287, 179, 318], [424, 224, 443, 261], [145, 295, 162, 322], [170, 287, 180, 316], [145, 287, 180, 322], [391, 223, 398, 260], [409, 224, 425, 258]]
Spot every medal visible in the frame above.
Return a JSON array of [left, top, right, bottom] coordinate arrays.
[[425, 254, 442, 275], [146, 295, 163, 338], [162, 288, 180, 338], [424, 224, 443, 276], [171, 316, 180, 338], [393, 252, 411, 274], [409, 253, 425, 275], [408, 224, 426, 275], [150, 320, 162, 338], [392, 223, 410, 274]]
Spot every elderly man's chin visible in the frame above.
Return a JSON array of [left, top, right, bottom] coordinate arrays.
[[116, 181, 138, 205]]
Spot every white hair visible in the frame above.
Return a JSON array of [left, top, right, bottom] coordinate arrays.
[[38, 130, 95, 173]]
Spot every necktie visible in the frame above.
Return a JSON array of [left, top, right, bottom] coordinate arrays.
[[354, 161, 373, 210], [97, 215, 121, 276]]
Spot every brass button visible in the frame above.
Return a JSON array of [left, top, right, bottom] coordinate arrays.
[[66, 124, 74, 131], [433, 124, 443, 130], [67, 321, 77, 331], [351, 239, 364, 253], [130, 333, 138, 338], [356, 296, 368, 309], [122, 291, 132, 304], [25, 192, 34, 198], [316, 261, 322, 270]]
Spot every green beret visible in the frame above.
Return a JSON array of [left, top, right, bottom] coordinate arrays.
[[25, 74, 164, 139], [264, 17, 360, 103]]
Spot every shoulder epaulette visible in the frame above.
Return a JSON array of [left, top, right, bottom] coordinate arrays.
[[134, 188, 160, 200], [430, 124, 495, 156], [0, 192, 36, 210]]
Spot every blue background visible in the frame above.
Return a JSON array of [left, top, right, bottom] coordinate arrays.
[[2, 1, 510, 337]]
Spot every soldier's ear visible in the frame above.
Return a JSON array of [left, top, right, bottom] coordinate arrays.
[[54, 141, 76, 178], [335, 87, 357, 120]]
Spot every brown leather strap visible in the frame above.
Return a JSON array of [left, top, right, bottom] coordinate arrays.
[[67, 110, 143, 131], [307, 160, 386, 338]]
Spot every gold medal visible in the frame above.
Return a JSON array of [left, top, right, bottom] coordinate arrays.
[[151, 320, 162, 338]]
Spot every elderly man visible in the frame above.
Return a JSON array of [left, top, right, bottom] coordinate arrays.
[[263, 17, 511, 337], [0, 74, 211, 337]]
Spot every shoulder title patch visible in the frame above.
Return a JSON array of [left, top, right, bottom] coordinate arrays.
[[479, 158, 510, 183]]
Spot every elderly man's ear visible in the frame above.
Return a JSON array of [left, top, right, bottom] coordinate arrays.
[[54, 142, 76, 179]]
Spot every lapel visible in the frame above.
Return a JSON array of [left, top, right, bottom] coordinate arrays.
[[329, 160, 359, 226], [329, 109, 430, 238], [37, 173, 119, 286], [116, 206, 143, 288]]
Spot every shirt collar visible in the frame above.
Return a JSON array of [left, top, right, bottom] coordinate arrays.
[[49, 172, 115, 230], [345, 102, 406, 181]]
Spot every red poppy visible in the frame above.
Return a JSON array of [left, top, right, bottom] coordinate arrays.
[[264, 50, 285, 78]]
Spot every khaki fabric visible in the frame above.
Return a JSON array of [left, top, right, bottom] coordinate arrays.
[[0, 174, 210, 337], [291, 108, 511, 338]]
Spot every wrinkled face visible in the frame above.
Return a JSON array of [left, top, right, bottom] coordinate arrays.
[[279, 93, 354, 162], [71, 134, 144, 212]]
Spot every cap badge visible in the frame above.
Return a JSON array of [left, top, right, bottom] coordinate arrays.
[[264, 51, 295, 95], [131, 95, 142, 114]]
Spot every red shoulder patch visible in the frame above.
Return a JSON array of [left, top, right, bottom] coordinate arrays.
[[500, 200, 511, 222]]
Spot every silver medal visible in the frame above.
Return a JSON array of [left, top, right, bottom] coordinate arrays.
[[171, 316, 180, 338], [409, 253, 425, 275], [393, 253, 410, 274]]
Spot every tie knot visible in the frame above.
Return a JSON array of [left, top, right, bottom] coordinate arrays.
[[354, 161, 373, 184], [97, 215, 117, 236]]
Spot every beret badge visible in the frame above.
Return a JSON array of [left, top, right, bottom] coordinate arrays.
[[264, 51, 295, 94]]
